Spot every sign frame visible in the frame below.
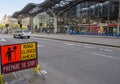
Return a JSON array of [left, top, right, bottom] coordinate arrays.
[[0, 42, 38, 74]]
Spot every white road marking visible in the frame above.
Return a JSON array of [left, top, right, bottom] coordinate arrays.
[[37, 45, 43, 48], [63, 43, 75, 46], [104, 49, 113, 52], [12, 72, 18, 79], [0, 39, 6, 41], [83, 46, 95, 49], [100, 48, 113, 52], [100, 48, 104, 50], [84, 51, 120, 60]]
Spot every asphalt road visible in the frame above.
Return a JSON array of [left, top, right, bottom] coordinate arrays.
[[1, 34, 120, 84]]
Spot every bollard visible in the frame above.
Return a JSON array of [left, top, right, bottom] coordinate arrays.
[[34, 64, 40, 74], [0, 74, 4, 84]]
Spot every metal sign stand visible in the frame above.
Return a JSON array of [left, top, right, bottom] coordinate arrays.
[[34, 64, 40, 74], [33, 64, 46, 80], [0, 74, 4, 84]]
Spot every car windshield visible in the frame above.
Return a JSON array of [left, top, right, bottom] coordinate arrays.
[[15, 30, 22, 33], [22, 30, 30, 33]]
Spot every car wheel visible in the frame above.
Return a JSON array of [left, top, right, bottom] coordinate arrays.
[[27, 36, 30, 38], [13, 35, 16, 38]]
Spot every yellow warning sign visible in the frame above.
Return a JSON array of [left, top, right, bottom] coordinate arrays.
[[21, 42, 37, 61]]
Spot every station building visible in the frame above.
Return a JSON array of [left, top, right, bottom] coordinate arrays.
[[61, 1, 119, 36], [12, 0, 120, 36]]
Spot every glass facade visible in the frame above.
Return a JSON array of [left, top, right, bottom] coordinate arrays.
[[64, 1, 119, 36]]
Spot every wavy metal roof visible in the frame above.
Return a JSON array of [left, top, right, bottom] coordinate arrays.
[[12, 3, 37, 18], [12, 0, 108, 18]]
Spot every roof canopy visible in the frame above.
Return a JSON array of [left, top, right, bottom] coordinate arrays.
[[12, 3, 37, 18], [12, 0, 109, 18]]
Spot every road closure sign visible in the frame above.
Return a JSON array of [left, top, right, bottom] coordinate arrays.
[[0, 42, 38, 74], [21, 42, 37, 61]]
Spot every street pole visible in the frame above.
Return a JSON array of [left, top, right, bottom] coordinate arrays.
[[117, 1, 120, 37]]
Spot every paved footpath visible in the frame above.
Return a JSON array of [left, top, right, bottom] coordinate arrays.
[[32, 33, 120, 48]]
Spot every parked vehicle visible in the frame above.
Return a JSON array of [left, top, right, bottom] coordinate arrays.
[[13, 29, 31, 38]]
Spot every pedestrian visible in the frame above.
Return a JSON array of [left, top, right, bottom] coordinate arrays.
[[47, 29, 50, 34], [27, 25, 31, 31], [4, 24, 9, 34], [35, 25, 37, 33]]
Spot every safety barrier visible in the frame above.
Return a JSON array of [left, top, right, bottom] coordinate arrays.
[[69, 32, 120, 37]]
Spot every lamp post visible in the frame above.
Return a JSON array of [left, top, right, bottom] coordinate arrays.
[[117, 1, 120, 37], [18, 15, 23, 29]]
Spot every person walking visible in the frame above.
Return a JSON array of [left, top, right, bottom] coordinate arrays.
[[4, 24, 9, 34], [47, 28, 50, 34]]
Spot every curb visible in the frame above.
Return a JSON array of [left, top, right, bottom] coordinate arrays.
[[32, 36, 120, 48]]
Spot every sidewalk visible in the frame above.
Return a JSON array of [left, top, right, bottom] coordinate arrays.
[[32, 33, 120, 48]]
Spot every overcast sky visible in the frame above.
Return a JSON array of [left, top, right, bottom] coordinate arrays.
[[0, 0, 45, 20]]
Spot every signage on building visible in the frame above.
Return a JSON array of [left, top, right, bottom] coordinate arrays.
[[0, 42, 38, 74]]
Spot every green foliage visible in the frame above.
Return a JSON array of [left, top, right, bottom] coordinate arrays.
[[12, 24, 19, 29], [0, 24, 4, 29], [22, 26, 27, 29]]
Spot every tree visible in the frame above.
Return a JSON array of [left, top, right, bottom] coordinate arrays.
[[22, 25, 27, 29], [0, 24, 4, 29], [12, 24, 19, 29]]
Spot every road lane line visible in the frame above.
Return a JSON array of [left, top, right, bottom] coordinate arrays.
[[84, 51, 120, 60], [100, 48, 104, 50], [63, 43, 75, 46], [83, 46, 95, 49], [100, 48, 113, 52], [104, 49, 113, 52], [90, 52, 120, 60]]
